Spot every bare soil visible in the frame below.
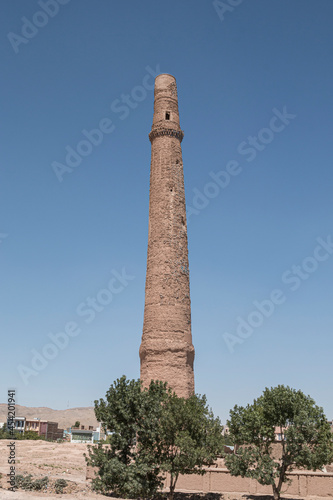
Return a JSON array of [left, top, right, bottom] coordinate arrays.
[[0, 440, 329, 500], [0, 439, 105, 499]]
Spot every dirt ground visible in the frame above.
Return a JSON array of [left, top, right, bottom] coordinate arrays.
[[0, 440, 330, 500], [0, 439, 106, 499]]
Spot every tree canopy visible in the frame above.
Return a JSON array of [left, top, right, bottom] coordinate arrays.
[[225, 385, 333, 500], [85, 376, 224, 499]]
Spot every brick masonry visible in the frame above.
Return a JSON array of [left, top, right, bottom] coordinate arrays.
[[139, 74, 195, 398]]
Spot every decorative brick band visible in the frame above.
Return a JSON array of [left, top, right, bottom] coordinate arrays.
[[149, 128, 184, 142]]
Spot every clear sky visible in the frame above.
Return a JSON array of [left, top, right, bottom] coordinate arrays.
[[1, 0, 332, 424]]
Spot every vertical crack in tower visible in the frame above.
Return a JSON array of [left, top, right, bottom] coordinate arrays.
[[139, 74, 195, 397]]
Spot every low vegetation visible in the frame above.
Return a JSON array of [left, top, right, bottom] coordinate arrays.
[[0, 426, 45, 440], [15, 474, 49, 491], [0, 425, 62, 441], [15, 474, 68, 494], [54, 478, 68, 494]]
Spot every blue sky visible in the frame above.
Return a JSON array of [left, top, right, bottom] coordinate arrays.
[[1, 0, 332, 424]]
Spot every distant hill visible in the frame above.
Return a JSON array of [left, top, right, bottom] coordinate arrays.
[[0, 404, 99, 430]]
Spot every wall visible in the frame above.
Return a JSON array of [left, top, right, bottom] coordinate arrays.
[[174, 468, 333, 497], [87, 466, 333, 497], [39, 421, 48, 437], [46, 421, 64, 440]]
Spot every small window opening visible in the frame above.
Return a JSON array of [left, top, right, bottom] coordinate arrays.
[[165, 111, 170, 120]]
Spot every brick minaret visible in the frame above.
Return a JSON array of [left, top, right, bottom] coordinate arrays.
[[139, 74, 195, 398]]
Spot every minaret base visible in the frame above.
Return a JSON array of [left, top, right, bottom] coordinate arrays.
[[140, 341, 194, 398]]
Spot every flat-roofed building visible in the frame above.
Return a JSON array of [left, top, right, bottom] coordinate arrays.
[[25, 418, 64, 440], [71, 429, 94, 443]]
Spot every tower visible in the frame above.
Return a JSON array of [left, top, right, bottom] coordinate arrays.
[[139, 74, 195, 398]]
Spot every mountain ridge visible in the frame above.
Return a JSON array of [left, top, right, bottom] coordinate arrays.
[[0, 404, 99, 429]]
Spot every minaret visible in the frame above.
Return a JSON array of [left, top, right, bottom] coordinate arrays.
[[139, 74, 195, 398]]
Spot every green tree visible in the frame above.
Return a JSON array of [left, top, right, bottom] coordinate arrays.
[[73, 421, 80, 428], [20, 430, 44, 440], [85, 376, 224, 499], [85, 376, 165, 498], [225, 385, 333, 500], [140, 389, 224, 500], [0, 424, 10, 439], [223, 432, 234, 447]]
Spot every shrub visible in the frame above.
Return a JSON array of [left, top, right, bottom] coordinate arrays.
[[17, 474, 33, 490], [32, 476, 49, 490], [55, 478, 68, 494], [15, 474, 48, 491]]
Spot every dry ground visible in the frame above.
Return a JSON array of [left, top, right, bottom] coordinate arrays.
[[0, 439, 104, 498], [0, 440, 330, 500]]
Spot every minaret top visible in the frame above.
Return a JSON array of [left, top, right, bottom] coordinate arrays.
[[150, 73, 183, 142], [154, 74, 177, 94]]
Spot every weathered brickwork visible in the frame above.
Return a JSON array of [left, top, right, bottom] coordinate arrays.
[[140, 74, 195, 398]]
